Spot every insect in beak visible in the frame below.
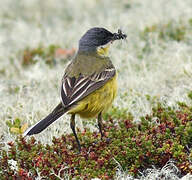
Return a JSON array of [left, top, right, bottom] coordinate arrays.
[[112, 29, 127, 41]]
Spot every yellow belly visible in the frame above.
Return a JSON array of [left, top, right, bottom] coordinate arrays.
[[68, 74, 117, 118]]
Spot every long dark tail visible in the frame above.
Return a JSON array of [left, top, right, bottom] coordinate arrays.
[[23, 103, 68, 136]]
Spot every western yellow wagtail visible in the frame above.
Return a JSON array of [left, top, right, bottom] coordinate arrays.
[[24, 27, 127, 151]]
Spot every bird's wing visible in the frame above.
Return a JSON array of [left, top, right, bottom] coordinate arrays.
[[61, 67, 116, 108]]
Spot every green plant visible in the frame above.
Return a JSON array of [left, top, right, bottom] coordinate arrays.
[[6, 118, 28, 135], [140, 21, 186, 42], [1, 101, 192, 179], [21, 44, 60, 66]]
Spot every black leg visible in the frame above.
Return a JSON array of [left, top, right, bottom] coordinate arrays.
[[98, 112, 104, 139], [70, 114, 81, 152]]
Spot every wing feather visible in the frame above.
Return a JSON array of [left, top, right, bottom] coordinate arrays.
[[61, 67, 116, 108]]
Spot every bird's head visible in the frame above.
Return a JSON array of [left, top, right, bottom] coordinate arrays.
[[78, 27, 127, 56]]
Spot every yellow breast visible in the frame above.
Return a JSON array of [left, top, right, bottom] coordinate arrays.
[[68, 74, 117, 118]]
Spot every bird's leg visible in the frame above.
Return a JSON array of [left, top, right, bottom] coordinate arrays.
[[98, 112, 104, 139], [70, 114, 81, 152]]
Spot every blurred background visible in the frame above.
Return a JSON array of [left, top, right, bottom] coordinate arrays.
[[1, 0, 192, 144]]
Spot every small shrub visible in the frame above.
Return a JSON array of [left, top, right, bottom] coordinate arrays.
[[1, 101, 192, 179], [138, 20, 188, 59], [141, 21, 186, 42], [21, 44, 75, 67], [6, 118, 28, 135]]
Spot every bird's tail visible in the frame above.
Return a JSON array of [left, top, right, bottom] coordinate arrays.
[[23, 103, 68, 136]]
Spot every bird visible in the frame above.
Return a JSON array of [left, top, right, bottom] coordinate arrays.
[[23, 27, 127, 152]]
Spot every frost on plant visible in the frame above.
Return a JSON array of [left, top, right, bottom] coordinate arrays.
[[8, 159, 18, 172]]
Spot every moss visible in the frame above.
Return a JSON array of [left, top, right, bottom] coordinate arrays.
[[1, 100, 192, 179], [22, 45, 58, 66], [140, 20, 187, 42], [6, 118, 28, 135], [21, 44, 75, 67], [138, 20, 189, 59]]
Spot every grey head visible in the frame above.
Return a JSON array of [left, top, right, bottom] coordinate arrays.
[[78, 27, 127, 52]]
